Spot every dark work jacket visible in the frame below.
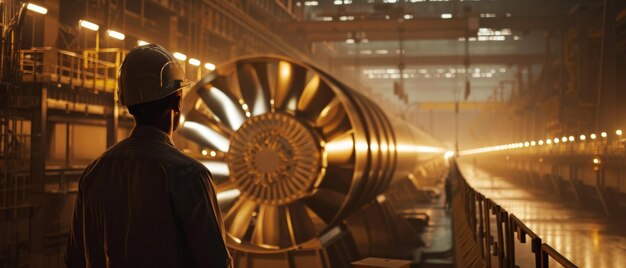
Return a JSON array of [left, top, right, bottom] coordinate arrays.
[[65, 125, 232, 268]]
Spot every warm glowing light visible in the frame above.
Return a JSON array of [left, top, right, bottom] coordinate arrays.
[[531, 141, 536, 146], [107, 30, 125, 40], [561, 137, 567, 142], [568, 136, 575, 142], [397, 144, 445, 153], [601, 132, 607, 138], [201, 149, 208, 156], [201, 161, 229, 177], [137, 40, 149, 46], [617, 129, 623, 136], [441, 13, 453, 19], [593, 158, 601, 165], [210, 151, 217, 157], [279, 61, 291, 79], [79, 20, 99, 31], [590, 133, 597, 139], [189, 58, 201, 66], [524, 142, 530, 147], [444, 150, 455, 160], [183, 121, 230, 152], [538, 140, 544, 145], [241, 104, 248, 110], [216, 189, 241, 202], [546, 139, 552, 144], [27, 3, 48, 14], [204, 63, 216, 70], [580, 135, 586, 141], [207, 87, 245, 130], [173, 52, 187, 61], [554, 138, 559, 143]]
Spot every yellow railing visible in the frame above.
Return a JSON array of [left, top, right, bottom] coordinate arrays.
[[19, 47, 118, 93]]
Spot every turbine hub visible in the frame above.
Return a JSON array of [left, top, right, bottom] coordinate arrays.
[[226, 113, 322, 205]]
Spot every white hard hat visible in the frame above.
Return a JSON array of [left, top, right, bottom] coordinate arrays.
[[118, 44, 190, 106]]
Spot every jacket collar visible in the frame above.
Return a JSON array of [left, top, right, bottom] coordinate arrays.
[[130, 125, 175, 146]]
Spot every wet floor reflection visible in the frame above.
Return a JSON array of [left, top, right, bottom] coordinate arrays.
[[457, 160, 626, 268]]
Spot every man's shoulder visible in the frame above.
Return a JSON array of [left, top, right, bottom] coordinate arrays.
[[167, 148, 207, 172], [103, 137, 207, 171]]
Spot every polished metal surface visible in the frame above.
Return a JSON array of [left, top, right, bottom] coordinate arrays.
[[227, 112, 322, 205], [178, 55, 446, 253]]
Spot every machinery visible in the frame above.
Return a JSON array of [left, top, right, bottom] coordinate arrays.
[[177, 55, 447, 266]]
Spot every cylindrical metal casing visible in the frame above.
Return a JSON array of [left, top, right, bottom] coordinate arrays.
[[178, 55, 446, 253]]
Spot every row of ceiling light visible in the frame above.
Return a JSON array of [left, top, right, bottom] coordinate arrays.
[[461, 130, 624, 156], [78, 19, 217, 71], [26, 3, 216, 71]]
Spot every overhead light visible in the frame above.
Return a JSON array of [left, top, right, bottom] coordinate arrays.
[[304, 1, 319, 6], [173, 52, 187, 61], [616, 129, 623, 136], [441, 13, 453, 19], [107, 30, 125, 40], [346, 38, 355, 44], [601, 132, 607, 138], [204, 63, 216, 71], [403, 14, 413, 20], [27, 3, 48, 15], [79, 20, 99, 31], [137, 40, 149, 46], [189, 58, 201, 66]]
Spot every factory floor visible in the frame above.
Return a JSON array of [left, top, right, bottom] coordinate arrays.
[[391, 185, 455, 267], [458, 160, 626, 268]]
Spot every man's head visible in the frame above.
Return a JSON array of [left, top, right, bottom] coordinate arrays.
[[118, 44, 189, 134]]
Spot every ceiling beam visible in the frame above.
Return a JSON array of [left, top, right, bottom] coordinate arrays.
[[333, 54, 546, 66], [413, 101, 503, 111], [278, 17, 575, 42]]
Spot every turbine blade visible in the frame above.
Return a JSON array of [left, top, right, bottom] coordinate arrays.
[[237, 63, 271, 116]]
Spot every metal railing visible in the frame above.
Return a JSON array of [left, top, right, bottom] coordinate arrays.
[[18, 47, 118, 92], [451, 161, 578, 268]]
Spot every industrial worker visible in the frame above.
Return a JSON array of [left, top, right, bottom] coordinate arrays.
[[65, 44, 232, 268]]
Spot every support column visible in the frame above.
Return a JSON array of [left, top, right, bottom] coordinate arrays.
[[29, 85, 47, 268], [596, 0, 617, 131]]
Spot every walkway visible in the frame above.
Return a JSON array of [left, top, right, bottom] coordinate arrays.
[[458, 160, 626, 268]]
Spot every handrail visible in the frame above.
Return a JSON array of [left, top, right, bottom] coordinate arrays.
[[20, 47, 116, 67], [451, 160, 578, 268], [18, 47, 119, 93], [510, 214, 542, 267], [540, 244, 578, 268]]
